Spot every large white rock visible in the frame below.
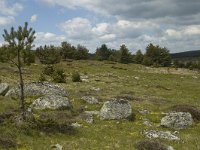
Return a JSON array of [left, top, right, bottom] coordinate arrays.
[[6, 82, 68, 97], [161, 112, 193, 129], [100, 99, 132, 120], [0, 83, 9, 96], [30, 95, 71, 110]]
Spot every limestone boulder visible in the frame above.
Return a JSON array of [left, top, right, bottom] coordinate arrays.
[[30, 95, 71, 110], [161, 112, 193, 129], [6, 82, 68, 97], [100, 99, 132, 120]]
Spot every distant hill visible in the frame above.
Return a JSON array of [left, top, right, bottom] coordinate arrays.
[[171, 50, 200, 59]]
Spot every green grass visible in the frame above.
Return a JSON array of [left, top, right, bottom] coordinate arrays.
[[0, 60, 200, 149]]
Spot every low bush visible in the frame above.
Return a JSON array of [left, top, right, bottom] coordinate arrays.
[[72, 72, 82, 82], [171, 104, 200, 121], [38, 73, 47, 82], [52, 69, 66, 83], [43, 65, 55, 76], [135, 140, 168, 150], [0, 134, 16, 149]]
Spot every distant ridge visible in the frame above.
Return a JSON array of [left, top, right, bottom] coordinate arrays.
[[171, 50, 200, 59]]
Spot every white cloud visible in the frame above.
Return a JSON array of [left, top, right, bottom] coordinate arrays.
[[36, 0, 200, 52], [59, 17, 93, 40], [0, 16, 15, 25], [0, 0, 23, 16], [35, 32, 66, 46], [30, 14, 38, 23]]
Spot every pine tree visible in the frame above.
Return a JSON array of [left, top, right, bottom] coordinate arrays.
[[2, 22, 36, 119], [119, 44, 131, 64]]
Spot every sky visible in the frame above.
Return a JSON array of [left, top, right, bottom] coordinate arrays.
[[0, 0, 200, 53]]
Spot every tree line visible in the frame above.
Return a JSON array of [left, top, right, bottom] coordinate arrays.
[[1, 41, 173, 67]]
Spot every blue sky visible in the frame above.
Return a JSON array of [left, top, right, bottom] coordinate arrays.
[[0, 0, 200, 53]]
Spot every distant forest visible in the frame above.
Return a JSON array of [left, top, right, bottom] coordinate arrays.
[[171, 50, 200, 59]]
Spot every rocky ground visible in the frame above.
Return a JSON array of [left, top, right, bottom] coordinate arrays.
[[0, 60, 200, 150]]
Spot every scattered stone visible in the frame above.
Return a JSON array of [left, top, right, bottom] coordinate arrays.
[[167, 146, 175, 150], [100, 99, 132, 120], [90, 87, 101, 92], [30, 95, 71, 110], [6, 82, 68, 97], [161, 112, 193, 129], [134, 76, 140, 80], [82, 79, 89, 82], [192, 76, 198, 79], [51, 144, 63, 150], [143, 130, 180, 140], [71, 122, 82, 128], [139, 109, 150, 115], [143, 118, 152, 126], [81, 75, 89, 79], [81, 96, 99, 104], [0, 83, 9, 96], [85, 111, 100, 116], [80, 112, 94, 124]]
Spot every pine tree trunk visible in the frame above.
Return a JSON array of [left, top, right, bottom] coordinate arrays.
[[17, 49, 25, 119]]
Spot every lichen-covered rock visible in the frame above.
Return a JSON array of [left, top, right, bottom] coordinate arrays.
[[0, 83, 9, 96], [161, 112, 193, 129], [100, 99, 132, 120], [6, 82, 68, 97], [143, 130, 180, 140], [30, 95, 71, 110], [81, 96, 99, 104]]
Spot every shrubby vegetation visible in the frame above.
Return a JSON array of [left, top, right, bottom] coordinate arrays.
[[39, 65, 66, 83], [72, 71, 82, 82], [36, 45, 61, 64], [142, 43, 172, 67]]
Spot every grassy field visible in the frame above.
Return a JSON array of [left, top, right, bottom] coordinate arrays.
[[0, 60, 200, 150]]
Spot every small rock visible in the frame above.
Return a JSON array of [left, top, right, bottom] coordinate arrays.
[[51, 144, 63, 150], [82, 79, 89, 82], [139, 109, 150, 115], [71, 122, 82, 128], [134, 76, 140, 80], [81, 96, 99, 104], [0, 83, 9, 96], [84, 110, 100, 116], [167, 146, 175, 150], [81, 75, 89, 79], [90, 87, 101, 92], [143, 130, 180, 140], [192, 76, 198, 79], [161, 112, 193, 129], [80, 112, 94, 124], [143, 118, 152, 126]]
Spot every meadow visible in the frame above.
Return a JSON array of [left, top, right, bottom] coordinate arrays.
[[0, 60, 200, 150]]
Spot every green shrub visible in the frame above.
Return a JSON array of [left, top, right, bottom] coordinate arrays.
[[43, 65, 55, 76], [171, 104, 200, 121], [52, 68, 66, 83], [72, 72, 82, 82], [38, 73, 47, 82], [135, 140, 168, 150], [0, 134, 16, 149]]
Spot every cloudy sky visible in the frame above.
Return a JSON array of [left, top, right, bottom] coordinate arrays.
[[0, 0, 200, 53]]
